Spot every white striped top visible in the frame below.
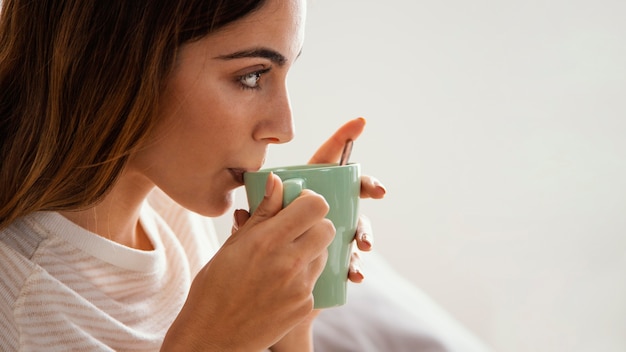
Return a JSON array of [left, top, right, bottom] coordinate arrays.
[[0, 189, 221, 351]]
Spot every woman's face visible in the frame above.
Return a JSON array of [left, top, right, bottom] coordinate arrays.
[[128, 0, 306, 216]]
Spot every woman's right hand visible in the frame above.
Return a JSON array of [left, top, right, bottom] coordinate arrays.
[[162, 173, 334, 351]]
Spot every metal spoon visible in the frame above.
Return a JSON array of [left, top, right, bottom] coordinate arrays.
[[339, 139, 353, 166]]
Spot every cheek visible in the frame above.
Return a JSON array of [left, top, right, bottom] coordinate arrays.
[[155, 89, 223, 156], [170, 79, 235, 135]]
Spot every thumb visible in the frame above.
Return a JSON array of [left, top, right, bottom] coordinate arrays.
[[243, 172, 284, 228]]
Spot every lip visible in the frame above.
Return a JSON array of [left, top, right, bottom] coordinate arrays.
[[228, 158, 264, 185]]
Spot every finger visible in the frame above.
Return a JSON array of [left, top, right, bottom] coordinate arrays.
[[354, 215, 373, 252], [275, 190, 331, 243], [292, 217, 335, 254], [308, 246, 330, 284], [348, 252, 364, 283], [234, 173, 283, 235], [360, 175, 387, 199], [231, 208, 250, 234], [308, 117, 366, 164]]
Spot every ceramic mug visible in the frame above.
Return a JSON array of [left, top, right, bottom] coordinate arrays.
[[244, 163, 360, 308]]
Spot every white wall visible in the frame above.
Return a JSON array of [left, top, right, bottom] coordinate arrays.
[[215, 1, 626, 351]]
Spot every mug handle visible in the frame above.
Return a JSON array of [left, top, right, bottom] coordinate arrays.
[[282, 178, 305, 208]]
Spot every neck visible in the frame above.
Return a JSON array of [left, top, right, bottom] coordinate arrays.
[[60, 170, 155, 251]]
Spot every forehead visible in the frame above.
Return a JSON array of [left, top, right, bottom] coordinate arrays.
[[201, 0, 306, 59]]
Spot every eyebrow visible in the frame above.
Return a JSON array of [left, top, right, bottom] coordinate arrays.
[[214, 47, 302, 66]]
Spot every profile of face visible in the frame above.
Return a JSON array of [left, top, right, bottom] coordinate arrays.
[[128, 0, 306, 217]]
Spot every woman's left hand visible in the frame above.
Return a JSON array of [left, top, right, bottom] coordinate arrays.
[[308, 117, 387, 283]]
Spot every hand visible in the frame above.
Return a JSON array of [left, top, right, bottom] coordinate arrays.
[[163, 174, 334, 351], [308, 117, 387, 283], [229, 208, 321, 352], [267, 117, 388, 351]]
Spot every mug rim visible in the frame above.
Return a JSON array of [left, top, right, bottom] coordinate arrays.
[[246, 162, 359, 175]]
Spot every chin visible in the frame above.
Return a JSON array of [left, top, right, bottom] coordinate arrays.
[[195, 191, 236, 218]]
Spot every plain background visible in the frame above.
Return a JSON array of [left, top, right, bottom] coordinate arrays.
[[214, 1, 626, 351]]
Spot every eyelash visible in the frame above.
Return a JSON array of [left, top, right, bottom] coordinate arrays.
[[237, 68, 271, 90]]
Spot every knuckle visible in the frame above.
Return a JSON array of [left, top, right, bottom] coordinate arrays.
[[251, 205, 272, 220], [317, 250, 329, 270], [276, 255, 304, 280], [319, 219, 335, 243], [299, 190, 330, 216], [309, 255, 327, 284], [296, 282, 314, 302]]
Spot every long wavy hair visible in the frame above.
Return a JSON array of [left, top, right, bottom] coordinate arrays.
[[0, 0, 267, 229]]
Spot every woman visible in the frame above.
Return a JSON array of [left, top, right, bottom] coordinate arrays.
[[0, 0, 385, 350]]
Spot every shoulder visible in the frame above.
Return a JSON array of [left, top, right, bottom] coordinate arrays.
[[0, 215, 49, 285], [1, 216, 51, 348], [1, 213, 58, 289], [1, 215, 49, 260]]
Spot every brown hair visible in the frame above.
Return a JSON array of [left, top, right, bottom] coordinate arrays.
[[0, 0, 266, 229]]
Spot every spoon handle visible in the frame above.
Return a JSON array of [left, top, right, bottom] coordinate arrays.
[[339, 139, 353, 166]]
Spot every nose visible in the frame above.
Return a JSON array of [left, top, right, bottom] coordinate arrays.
[[253, 85, 295, 144]]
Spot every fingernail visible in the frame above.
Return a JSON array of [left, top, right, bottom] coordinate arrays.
[[265, 172, 275, 198], [360, 232, 372, 248], [351, 267, 365, 281], [232, 212, 239, 231], [373, 180, 387, 195]]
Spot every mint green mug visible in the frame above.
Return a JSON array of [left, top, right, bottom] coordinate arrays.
[[244, 163, 361, 309]]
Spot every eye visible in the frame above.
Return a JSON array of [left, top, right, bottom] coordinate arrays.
[[240, 72, 261, 89], [237, 68, 271, 90]]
